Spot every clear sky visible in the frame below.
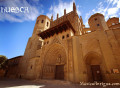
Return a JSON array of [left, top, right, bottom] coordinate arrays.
[[0, 0, 120, 59]]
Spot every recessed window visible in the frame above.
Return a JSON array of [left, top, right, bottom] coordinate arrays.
[[97, 24, 100, 26], [95, 18, 97, 21], [31, 65, 32, 69], [62, 36, 65, 39], [47, 41, 49, 44], [41, 20, 44, 23], [47, 22, 49, 27], [67, 34, 69, 37]]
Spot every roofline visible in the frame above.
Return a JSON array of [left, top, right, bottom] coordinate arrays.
[[9, 56, 23, 60], [37, 15, 51, 21], [88, 13, 104, 22], [107, 17, 119, 23]]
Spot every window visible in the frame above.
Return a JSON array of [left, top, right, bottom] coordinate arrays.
[[37, 20, 39, 24], [67, 34, 69, 37], [112, 23, 115, 25], [62, 36, 65, 39], [95, 18, 97, 21], [47, 41, 49, 44], [97, 24, 100, 26], [41, 20, 44, 23], [47, 22, 49, 27]]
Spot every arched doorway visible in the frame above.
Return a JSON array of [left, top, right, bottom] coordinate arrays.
[[42, 43, 67, 80], [85, 52, 103, 82]]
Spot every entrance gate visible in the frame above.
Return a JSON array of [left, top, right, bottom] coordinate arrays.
[[55, 65, 64, 80]]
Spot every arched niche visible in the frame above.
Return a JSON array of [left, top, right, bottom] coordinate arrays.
[[42, 43, 67, 80]]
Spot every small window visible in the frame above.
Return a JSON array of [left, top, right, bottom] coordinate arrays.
[[47, 22, 49, 27], [67, 34, 69, 37], [62, 36, 65, 39], [97, 24, 100, 26], [37, 20, 39, 24], [95, 18, 97, 21], [47, 41, 49, 44], [112, 23, 115, 25], [41, 20, 44, 23]]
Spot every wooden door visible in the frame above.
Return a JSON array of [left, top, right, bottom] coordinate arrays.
[[91, 65, 102, 81], [55, 65, 64, 80]]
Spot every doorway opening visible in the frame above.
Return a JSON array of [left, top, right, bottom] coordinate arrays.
[[91, 65, 102, 82], [55, 65, 64, 80]]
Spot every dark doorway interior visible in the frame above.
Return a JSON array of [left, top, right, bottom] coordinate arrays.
[[55, 65, 64, 80], [91, 65, 102, 82]]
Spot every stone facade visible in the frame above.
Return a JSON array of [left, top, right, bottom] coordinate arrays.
[[6, 56, 23, 78], [7, 2, 120, 83]]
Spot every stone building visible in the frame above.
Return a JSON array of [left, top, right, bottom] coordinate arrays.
[[7, 2, 120, 83]]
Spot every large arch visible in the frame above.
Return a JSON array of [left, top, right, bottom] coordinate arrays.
[[42, 43, 67, 80], [84, 52, 103, 82]]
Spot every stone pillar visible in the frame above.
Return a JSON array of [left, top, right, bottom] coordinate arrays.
[[64, 9, 66, 15], [57, 13, 59, 19], [51, 15, 53, 21], [73, 2, 76, 13]]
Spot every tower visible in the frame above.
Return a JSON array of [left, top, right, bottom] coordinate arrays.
[[33, 15, 51, 35], [24, 15, 51, 59], [88, 13, 108, 31]]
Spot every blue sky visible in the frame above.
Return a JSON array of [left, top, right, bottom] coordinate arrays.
[[0, 0, 120, 59]]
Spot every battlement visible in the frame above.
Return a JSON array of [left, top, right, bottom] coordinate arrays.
[[107, 17, 119, 28], [50, 11, 74, 28]]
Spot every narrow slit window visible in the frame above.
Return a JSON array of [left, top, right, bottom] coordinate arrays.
[[62, 36, 65, 39], [47, 22, 49, 27], [41, 20, 44, 23]]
